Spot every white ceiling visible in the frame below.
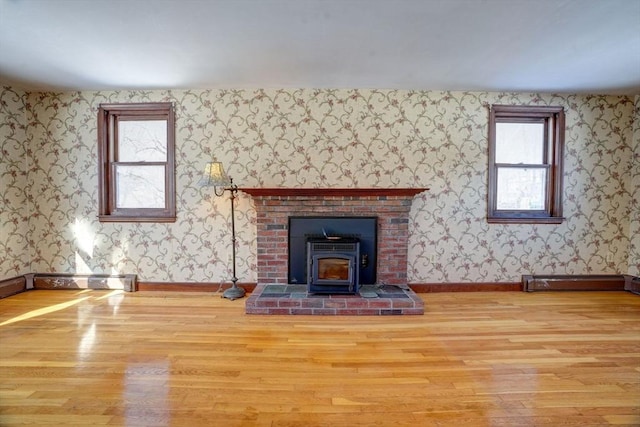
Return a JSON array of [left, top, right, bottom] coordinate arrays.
[[1, 0, 639, 94]]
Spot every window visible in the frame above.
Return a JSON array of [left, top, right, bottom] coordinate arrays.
[[98, 103, 176, 222], [488, 105, 565, 224]]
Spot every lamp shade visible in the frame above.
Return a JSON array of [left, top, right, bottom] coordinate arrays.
[[202, 160, 231, 187]]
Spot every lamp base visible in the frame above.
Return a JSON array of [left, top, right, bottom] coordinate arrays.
[[223, 285, 246, 300]]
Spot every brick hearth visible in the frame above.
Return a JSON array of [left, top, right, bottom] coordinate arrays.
[[246, 284, 424, 315]]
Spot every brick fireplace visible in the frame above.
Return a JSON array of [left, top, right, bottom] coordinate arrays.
[[242, 188, 427, 315], [242, 188, 426, 285]]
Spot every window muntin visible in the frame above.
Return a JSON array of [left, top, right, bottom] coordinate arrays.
[[488, 105, 564, 224], [98, 103, 176, 222]]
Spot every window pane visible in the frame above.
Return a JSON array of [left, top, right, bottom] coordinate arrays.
[[118, 120, 167, 162], [495, 122, 544, 164], [115, 165, 165, 209], [496, 167, 546, 210]]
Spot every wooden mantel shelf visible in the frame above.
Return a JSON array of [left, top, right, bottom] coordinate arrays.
[[240, 188, 428, 197]]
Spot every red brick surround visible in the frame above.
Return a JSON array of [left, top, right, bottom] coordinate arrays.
[[242, 188, 427, 285]]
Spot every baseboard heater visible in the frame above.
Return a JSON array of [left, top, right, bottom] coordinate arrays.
[[31, 273, 137, 292], [625, 275, 640, 294], [0, 273, 137, 298], [523, 274, 629, 292]]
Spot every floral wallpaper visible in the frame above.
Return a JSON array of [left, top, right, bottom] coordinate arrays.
[[0, 87, 30, 277], [630, 95, 640, 277], [0, 87, 638, 284]]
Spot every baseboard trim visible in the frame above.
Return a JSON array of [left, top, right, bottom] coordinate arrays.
[[33, 273, 137, 292], [0, 276, 27, 299], [136, 281, 520, 293], [137, 282, 257, 292], [4, 275, 634, 295], [523, 274, 626, 292], [409, 282, 522, 292], [0, 273, 640, 299]]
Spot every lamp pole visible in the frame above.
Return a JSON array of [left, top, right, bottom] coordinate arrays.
[[222, 177, 245, 300]]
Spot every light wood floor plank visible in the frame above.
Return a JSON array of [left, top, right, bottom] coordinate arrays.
[[1, 289, 639, 426]]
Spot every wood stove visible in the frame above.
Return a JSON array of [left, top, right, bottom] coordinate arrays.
[[288, 217, 377, 292], [307, 237, 360, 294]]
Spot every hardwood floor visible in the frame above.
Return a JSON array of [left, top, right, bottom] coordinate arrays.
[[1, 289, 638, 426]]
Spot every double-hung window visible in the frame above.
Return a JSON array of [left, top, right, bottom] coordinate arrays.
[[488, 105, 565, 224], [98, 103, 176, 222]]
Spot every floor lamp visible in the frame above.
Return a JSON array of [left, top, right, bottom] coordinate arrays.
[[202, 160, 246, 300]]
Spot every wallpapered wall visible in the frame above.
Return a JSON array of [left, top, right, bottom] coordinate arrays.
[[0, 87, 30, 277], [631, 95, 640, 277], [0, 87, 638, 284]]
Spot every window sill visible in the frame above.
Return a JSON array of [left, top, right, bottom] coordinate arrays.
[[487, 216, 564, 224], [98, 215, 176, 223]]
